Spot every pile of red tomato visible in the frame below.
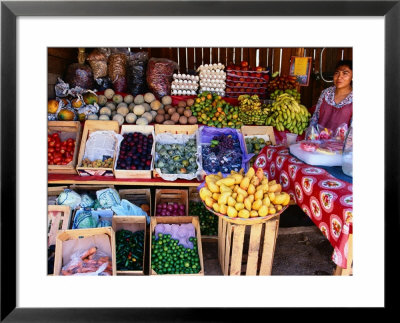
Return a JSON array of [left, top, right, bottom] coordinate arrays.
[[48, 132, 76, 165]]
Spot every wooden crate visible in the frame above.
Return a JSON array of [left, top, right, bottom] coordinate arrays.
[[48, 205, 71, 247], [118, 189, 151, 217], [53, 227, 116, 276], [218, 214, 280, 276], [112, 216, 147, 275], [48, 121, 82, 175], [153, 124, 199, 178], [48, 185, 69, 205], [154, 189, 188, 217], [114, 125, 155, 179], [188, 187, 218, 241], [149, 216, 204, 275], [76, 120, 120, 177]]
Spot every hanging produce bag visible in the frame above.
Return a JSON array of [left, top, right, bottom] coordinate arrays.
[[86, 49, 109, 80], [146, 58, 178, 99], [127, 51, 149, 96], [64, 63, 95, 90], [108, 53, 127, 92]]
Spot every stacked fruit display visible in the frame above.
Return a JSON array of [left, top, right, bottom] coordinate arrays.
[[189, 92, 241, 129], [96, 89, 169, 126], [155, 99, 198, 125], [155, 202, 186, 216], [265, 93, 311, 134], [171, 73, 199, 96], [189, 201, 218, 236], [270, 88, 301, 103], [225, 61, 270, 99], [155, 139, 198, 175], [198, 63, 226, 96], [202, 133, 243, 174], [151, 233, 201, 275], [237, 94, 270, 125], [116, 132, 153, 171], [199, 167, 290, 219], [48, 133, 76, 165], [266, 75, 298, 94]]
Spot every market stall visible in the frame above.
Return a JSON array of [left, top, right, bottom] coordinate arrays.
[[47, 46, 353, 276]]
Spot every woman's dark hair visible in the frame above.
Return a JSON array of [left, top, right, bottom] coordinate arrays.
[[335, 60, 352, 71]]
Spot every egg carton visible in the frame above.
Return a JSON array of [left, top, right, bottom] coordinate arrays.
[[197, 63, 225, 72], [172, 73, 199, 82], [171, 80, 199, 91]]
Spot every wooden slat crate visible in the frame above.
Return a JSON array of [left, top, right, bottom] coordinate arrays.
[[218, 214, 280, 276], [118, 188, 151, 217], [149, 216, 204, 276], [153, 124, 199, 178], [48, 121, 82, 175], [76, 120, 120, 177], [112, 216, 147, 275], [114, 125, 155, 179], [154, 189, 188, 217], [53, 227, 116, 276], [48, 205, 71, 247]]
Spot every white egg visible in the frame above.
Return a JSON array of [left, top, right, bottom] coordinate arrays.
[[204, 64, 209, 68], [210, 88, 215, 92], [195, 76, 199, 81], [183, 90, 187, 95], [173, 73, 177, 78], [183, 80, 188, 84], [177, 73, 181, 78], [213, 63, 217, 68], [177, 90, 182, 95], [187, 80, 192, 84], [171, 84, 176, 89], [191, 75, 195, 80], [190, 91, 195, 95]]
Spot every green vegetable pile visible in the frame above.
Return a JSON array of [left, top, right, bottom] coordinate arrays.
[[116, 230, 145, 271], [189, 201, 218, 236], [151, 233, 201, 275]]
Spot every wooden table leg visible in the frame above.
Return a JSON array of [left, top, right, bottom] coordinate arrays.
[[333, 233, 353, 276]]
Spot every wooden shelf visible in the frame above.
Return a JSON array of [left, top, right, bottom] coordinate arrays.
[[48, 174, 201, 187]]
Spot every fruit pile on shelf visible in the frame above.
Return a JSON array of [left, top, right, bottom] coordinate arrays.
[[225, 61, 270, 99]]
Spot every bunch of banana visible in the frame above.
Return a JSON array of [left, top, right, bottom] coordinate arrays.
[[265, 93, 311, 134], [238, 94, 262, 112], [199, 167, 290, 219], [270, 89, 301, 103]]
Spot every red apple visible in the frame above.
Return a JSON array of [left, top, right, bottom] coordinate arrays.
[[241, 61, 249, 67], [255, 66, 263, 71]]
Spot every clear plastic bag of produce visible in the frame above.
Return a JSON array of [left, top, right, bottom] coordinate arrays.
[[72, 208, 113, 229], [64, 63, 95, 90], [86, 49, 108, 79], [154, 223, 196, 249], [80, 194, 95, 208], [146, 58, 178, 99], [334, 123, 349, 142], [57, 189, 82, 209], [305, 124, 321, 140], [83, 130, 123, 162], [112, 75, 127, 93], [199, 126, 253, 175], [154, 131, 203, 181], [112, 199, 149, 224], [61, 248, 112, 276], [96, 188, 121, 208], [108, 53, 127, 83], [127, 51, 149, 96]]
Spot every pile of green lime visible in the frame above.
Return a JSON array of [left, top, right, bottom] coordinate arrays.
[[151, 233, 201, 274]]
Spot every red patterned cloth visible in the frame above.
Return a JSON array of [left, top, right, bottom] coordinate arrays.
[[254, 145, 353, 269]]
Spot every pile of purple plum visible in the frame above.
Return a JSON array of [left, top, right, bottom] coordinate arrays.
[[156, 202, 186, 216], [116, 132, 153, 171]]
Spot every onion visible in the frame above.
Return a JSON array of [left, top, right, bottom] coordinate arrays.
[[166, 211, 171, 216], [172, 203, 179, 210], [167, 204, 174, 212], [179, 204, 185, 211], [161, 203, 167, 209], [178, 210, 185, 216], [160, 210, 167, 216]]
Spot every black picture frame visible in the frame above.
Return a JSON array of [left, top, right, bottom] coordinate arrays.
[[1, 0, 398, 321]]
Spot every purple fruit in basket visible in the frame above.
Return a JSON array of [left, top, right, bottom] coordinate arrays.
[[130, 165, 136, 170], [120, 162, 126, 168], [132, 155, 137, 160], [140, 157, 146, 163], [133, 132, 138, 137], [137, 148, 143, 154]]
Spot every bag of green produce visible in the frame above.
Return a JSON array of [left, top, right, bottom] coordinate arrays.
[[96, 188, 121, 208], [72, 209, 99, 229], [57, 189, 81, 209], [80, 194, 95, 208]]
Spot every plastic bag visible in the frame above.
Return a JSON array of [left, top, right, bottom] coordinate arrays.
[[127, 51, 149, 96], [57, 189, 82, 209], [64, 63, 95, 90], [108, 53, 127, 82], [112, 75, 128, 93], [146, 58, 178, 99], [112, 199, 147, 216], [334, 123, 348, 142], [86, 49, 108, 79], [94, 76, 113, 91], [97, 218, 112, 227], [61, 248, 112, 276], [319, 126, 333, 140], [154, 223, 196, 249], [304, 124, 321, 140], [72, 209, 99, 229], [96, 188, 121, 208], [80, 194, 95, 208]]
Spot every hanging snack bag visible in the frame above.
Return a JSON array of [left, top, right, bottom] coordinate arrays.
[[146, 58, 178, 99], [86, 49, 109, 80], [127, 51, 149, 96]]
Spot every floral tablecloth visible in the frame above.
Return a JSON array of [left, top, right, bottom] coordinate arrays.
[[254, 145, 353, 269]]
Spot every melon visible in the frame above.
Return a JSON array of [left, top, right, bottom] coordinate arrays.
[[123, 94, 134, 104], [112, 94, 123, 104], [125, 113, 137, 124], [98, 95, 108, 106], [87, 114, 99, 120], [104, 88, 115, 99], [117, 105, 129, 117], [100, 107, 112, 116], [57, 109, 75, 121], [142, 112, 153, 123], [113, 113, 125, 126], [144, 92, 156, 103], [136, 117, 149, 125], [150, 100, 162, 111], [134, 94, 144, 104], [133, 105, 145, 116], [106, 102, 116, 111], [99, 114, 110, 121], [161, 96, 172, 105]]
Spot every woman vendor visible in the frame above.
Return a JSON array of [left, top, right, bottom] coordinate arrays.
[[309, 60, 353, 130]]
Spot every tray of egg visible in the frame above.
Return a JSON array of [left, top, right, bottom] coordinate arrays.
[[197, 63, 226, 97], [171, 74, 199, 96]]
